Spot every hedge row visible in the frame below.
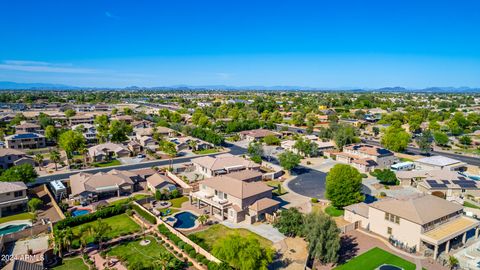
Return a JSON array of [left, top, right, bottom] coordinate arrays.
[[132, 203, 157, 224], [157, 224, 231, 270], [55, 204, 127, 230]]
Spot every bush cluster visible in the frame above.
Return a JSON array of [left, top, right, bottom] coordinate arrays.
[[132, 203, 157, 224]]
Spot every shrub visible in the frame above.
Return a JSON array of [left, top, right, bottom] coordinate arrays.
[[310, 198, 318, 203], [189, 250, 196, 258], [361, 173, 368, 178], [54, 204, 127, 230], [131, 203, 157, 224]]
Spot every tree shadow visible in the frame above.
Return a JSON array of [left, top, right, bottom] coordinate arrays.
[[337, 234, 359, 264]]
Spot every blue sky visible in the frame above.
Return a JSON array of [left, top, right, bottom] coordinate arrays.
[[0, 0, 479, 88]]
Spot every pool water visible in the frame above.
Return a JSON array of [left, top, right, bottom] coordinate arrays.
[[173, 212, 198, 229], [0, 224, 29, 236], [377, 265, 403, 270], [72, 209, 91, 217]]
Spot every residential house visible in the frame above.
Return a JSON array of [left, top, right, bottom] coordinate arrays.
[[71, 123, 97, 144], [69, 169, 141, 204], [14, 121, 41, 134], [192, 153, 260, 177], [4, 133, 46, 149], [146, 173, 177, 193], [0, 148, 34, 169], [415, 156, 467, 172], [169, 136, 213, 151], [345, 194, 480, 259], [88, 142, 130, 162], [189, 171, 279, 223], [69, 114, 95, 126], [335, 144, 396, 172], [0, 181, 28, 217], [239, 129, 281, 142]]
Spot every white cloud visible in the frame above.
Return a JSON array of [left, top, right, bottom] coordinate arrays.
[[0, 60, 99, 74], [105, 11, 119, 19]]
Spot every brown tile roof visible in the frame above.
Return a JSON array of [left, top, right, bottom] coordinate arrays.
[[370, 194, 463, 225], [69, 169, 135, 196], [200, 175, 273, 199], [0, 181, 27, 194], [344, 144, 393, 157], [0, 148, 26, 157], [344, 202, 369, 218], [192, 154, 259, 171], [249, 198, 280, 211], [147, 173, 174, 187]]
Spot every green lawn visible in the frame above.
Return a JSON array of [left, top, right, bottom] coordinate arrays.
[[107, 236, 181, 269], [169, 196, 188, 208], [334, 247, 417, 270], [464, 201, 480, 209], [71, 214, 140, 247], [189, 224, 272, 251], [194, 148, 220, 155], [399, 157, 414, 162], [93, 159, 121, 167], [0, 212, 34, 224], [325, 205, 344, 217], [52, 257, 88, 270], [266, 180, 288, 196]]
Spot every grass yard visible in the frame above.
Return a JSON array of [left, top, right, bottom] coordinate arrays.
[[189, 224, 272, 251], [194, 148, 220, 155], [93, 159, 121, 167], [266, 180, 288, 196], [0, 212, 34, 224], [464, 201, 480, 209], [71, 214, 140, 247], [169, 196, 188, 208], [325, 205, 344, 217], [334, 247, 416, 270], [107, 236, 181, 269], [52, 257, 88, 270]]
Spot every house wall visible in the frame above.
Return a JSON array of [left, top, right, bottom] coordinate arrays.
[[0, 154, 24, 169], [344, 210, 369, 229], [368, 207, 422, 248]]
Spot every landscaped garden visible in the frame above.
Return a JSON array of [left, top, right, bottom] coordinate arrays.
[[324, 205, 344, 217], [109, 194, 151, 206], [169, 196, 189, 208], [52, 257, 89, 270], [194, 148, 220, 155], [106, 235, 184, 269], [92, 159, 121, 167], [334, 247, 417, 270], [266, 180, 288, 196], [70, 213, 140, 248], [188, 224, 272, 251]]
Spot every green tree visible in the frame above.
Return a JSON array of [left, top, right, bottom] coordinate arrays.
[[0, 164, 38, 183], [303, 212, 341, 265], [123, 107, 133, 115], [448, 255, 459, 270], [58, 130, 86, 159], [160, 140, 177, 168], [94, 114, 110, 143], [263, 135, 280, 145], [416, 129, 432, 154], [372, 169, 398, 185], [93, 219, 112, 250], [49, 150, 61, 171], [44, 125, 58, 142], [64, 109, 76, 118], [278, 151, 301, 172], [212, 234, 274, 270], [109, 120, 132, 143], [247, 141, 263, 163], [381, 125, 410, 152], [198, 214, 209, 225], [34, 153, 44, 171], [28, 198, 43, 213], [325, 164, 364, 208], [459, 135, 472, 146], [274, 208, 304, 237], [332, 124, 358, 149], [433, 131, 449, 146]]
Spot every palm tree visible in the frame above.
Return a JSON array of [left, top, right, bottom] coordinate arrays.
[[49, 150, 61, 171], [161, 141, 177, 169], [94, 219, 112, 251], [198, 214, 209, 225], [152, 252, 170, 270], [188, 140, 198, 151], [34, 153, 44, 171], [448, 255, 459, 270], [78, 146, 88, 168], [79, 224, 93, 253]]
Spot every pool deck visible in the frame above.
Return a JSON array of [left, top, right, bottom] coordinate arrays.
[[0, 219, 32, 229]]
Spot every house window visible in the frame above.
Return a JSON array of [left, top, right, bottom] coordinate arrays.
[[224, 193, 228, 199], [14, 191, 23, 197], [395, 216, 400, 224], [215, 190, 218, 196], [385, 213, 389, 220], [387, 227, 392, 235]]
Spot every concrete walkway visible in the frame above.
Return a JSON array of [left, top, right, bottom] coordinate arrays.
[[221, 220, 286, 243]]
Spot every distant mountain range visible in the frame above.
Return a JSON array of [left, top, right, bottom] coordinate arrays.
[[0, 81, 479, 93]]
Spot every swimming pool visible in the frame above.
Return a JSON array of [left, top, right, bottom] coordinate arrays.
[[72, 209, 91, 217], [376, 265, 403, 270], [173, 212, 198, 229], [0, 224, 29, 236]]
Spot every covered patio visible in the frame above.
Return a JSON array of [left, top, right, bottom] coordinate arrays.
[[420, 216, 480, 259], [189, 191, 232, 220]]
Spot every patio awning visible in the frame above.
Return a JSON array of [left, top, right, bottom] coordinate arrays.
[[421, 216, 479, 245]]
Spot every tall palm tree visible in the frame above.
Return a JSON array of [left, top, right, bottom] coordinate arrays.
[[94, 219, 112, 251], [34, 153, 44, 171], [78, 146, 88, 168], [198, 214, 209, 225], [49, 150, 61, 171], [152, 252, 170, 270], [188, 140, 198, 151]]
